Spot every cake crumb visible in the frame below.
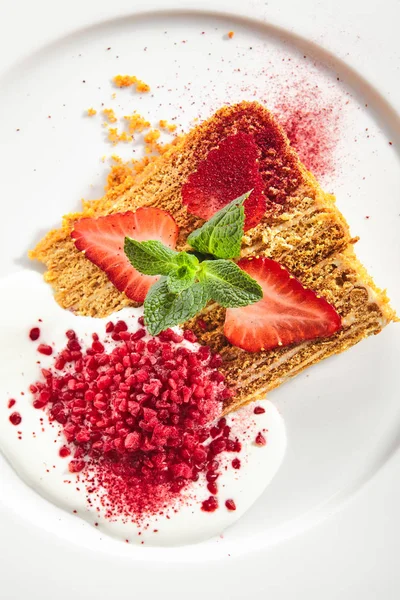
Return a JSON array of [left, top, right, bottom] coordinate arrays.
[[159, 119, 177, 132], [106, 163, 134, 190], [103, 108, 117, 123], [107, 127, 133, 144], [144, 129, 161, 152], [87, 108, 97, 117], [113, 74, 150, 93], [124, 112, 151, 134]]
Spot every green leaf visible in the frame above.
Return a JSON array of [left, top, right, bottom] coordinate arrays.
[[187, 191, 250, 259], [166, 252, 199, 293], [144, 278, 210, 336], [199, 260, 262, 307], [124, 238, 178, 276]]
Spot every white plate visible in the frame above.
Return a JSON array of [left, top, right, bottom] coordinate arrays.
[[0, 0, 399, 597]]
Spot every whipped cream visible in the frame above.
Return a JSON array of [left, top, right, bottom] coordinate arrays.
[[0, 271, 286, 546]]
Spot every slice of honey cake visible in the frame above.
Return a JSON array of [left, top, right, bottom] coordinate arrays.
[[30, 101, 396, 412]]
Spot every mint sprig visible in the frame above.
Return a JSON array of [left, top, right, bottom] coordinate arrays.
[[124, 190, 263, 335]]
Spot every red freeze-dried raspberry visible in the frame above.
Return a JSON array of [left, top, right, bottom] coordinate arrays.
[[28, 319, 243, 523], [105, 321, 114, 333], [225, 499, 236, 511], [68, 460, 86, 473], [201, 496, 219, 512], [207, 482, 218, 495], [59, 446, 71, 458], [29, 327, 40, 341], [37, 344, 53, 356], [9, 412, 22, 426], [255, 432, 267, 446], [181, 133, 266, 231]]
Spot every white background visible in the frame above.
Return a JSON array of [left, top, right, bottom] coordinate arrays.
[[0, 0, 399, 598]]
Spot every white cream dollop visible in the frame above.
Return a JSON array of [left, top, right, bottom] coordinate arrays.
[[0, 271, 286, 546]]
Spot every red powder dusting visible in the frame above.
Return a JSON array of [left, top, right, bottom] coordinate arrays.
[[29, 320, 243, 522], [182, 132, 266, 230], [8, 399, 16, 409], [29, 327, 41, 341], [9, 412, 22, 426], [274, 99, 338, 179]]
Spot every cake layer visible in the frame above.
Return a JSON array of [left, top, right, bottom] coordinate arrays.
[[30, 101, 396, 411]]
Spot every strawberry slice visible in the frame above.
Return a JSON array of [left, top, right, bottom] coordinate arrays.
[[181, 132, 266, 231], [224, 257, 341, 352], [72, 208, 178, 303]]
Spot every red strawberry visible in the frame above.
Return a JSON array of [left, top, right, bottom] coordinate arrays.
[[224, 257, 341, 352], [181, 132, 266, 231], [72, 208, 178, 303]]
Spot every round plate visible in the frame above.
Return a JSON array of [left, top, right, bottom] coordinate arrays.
[[0, 0, 399, 572]]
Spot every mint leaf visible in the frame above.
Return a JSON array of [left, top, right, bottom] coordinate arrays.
[[199, 260, 262, 307], [187, 191, 250, 259], [124, 239, 178, 276], [167, 253, 199, 293], [144, 278, 210, 335]]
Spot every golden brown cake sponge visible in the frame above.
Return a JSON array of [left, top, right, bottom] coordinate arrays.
[[30, 102, 396, 412]]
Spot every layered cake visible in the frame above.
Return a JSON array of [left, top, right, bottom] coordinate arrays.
[[30, 101, 396, 413]]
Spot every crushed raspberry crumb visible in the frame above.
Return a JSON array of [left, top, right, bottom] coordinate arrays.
[[29, 327, 40, 341], [201, 496, 219, 512], [207, 481, 218, 495], [105, 321, 114, 333], [68, 460, 86, 473], [254, 406, 265, 415], [197, 319, 208, 331], [8, 399, 16, 409], [232, 458, 241, 469], [29, 318, 241, 522], [255, 432, 266, 446], [37, 344, 53, 356], [183, 329, 197, 343], [9, 412, 22, 426], [59, 446, 71, 458], [225, 499, 236, 511]]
